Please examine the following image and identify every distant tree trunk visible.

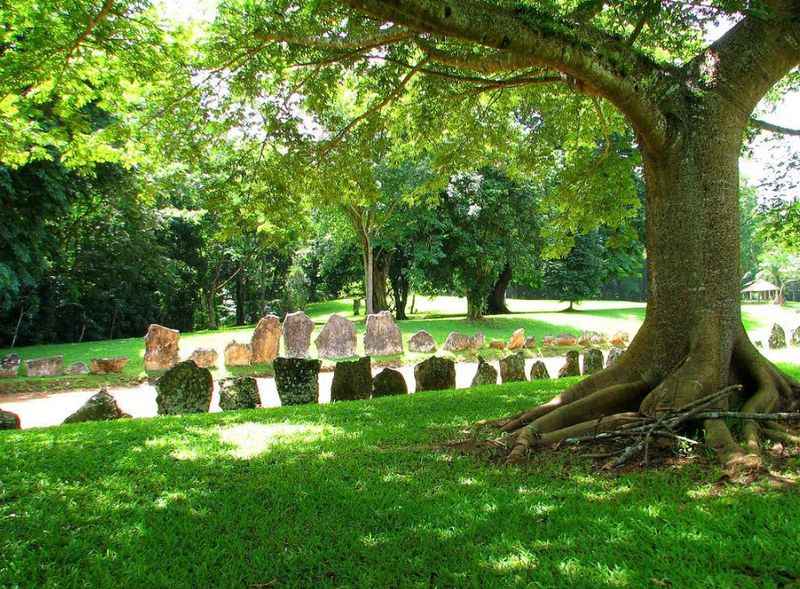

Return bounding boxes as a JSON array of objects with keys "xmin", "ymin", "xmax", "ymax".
[
  {"xmin": 466, "ymin": 294, "xmax": 483, "ymax": 320},
  {"xmin": 486, "ymin": 264, "xmax": 512, "ymax": 314},
  {"xmin": 363, "ymin": 239, "xmax": 374, "ymax": 316},
  {"xmin": 372, "ymin": 250, "xmax": 389, "ymax": 312},
  {"xmin": 235, "ymin": 271, "xmax": 246, "ymax": 325},
  {"xmin": 10, "ymin": 301, "xmax": 25, "ymax": 349},
  {"xmin": 205, "ymin": 290, "xmax": 218, "ymax": 330}
]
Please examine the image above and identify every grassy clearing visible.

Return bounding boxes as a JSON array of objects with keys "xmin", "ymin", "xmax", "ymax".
[
  {"xmin": 0, "ymin": 297, "xmax": 790, "ymax": 394},
  {"xmin": 2, "ymin": 373, "xmax": 799, "ymax": 588}
]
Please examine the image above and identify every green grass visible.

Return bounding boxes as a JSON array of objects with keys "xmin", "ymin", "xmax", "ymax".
[
  {"xmin": 2, "ymin": 375, "xmax": 799, "ymax": 588},
  {"xmin": 0, "ymin": 296, "xmax": 791, "ymax": 394}
]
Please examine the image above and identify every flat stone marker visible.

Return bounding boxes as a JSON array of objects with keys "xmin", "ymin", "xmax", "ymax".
[
  {"xmin": 144, "ymin": 324, "xmax": 180, "ymax": 371},
  {"xmin": 25, "ymin": 356, "xmax": 64, "ymax": 377},
  {"xmin": 283, "ymin": 311, "xmax": 315, "ymax": 358},
  {"xmin": 364, "ymin": 311, "xmax": 403, "ymax": 356},
  {"xmin": 251, "ymin": 314, "xmax": 282, "ymax": 363},
  {"xmin": 315, "ymin": 314, "xmax": 357, "ymax": 359}
]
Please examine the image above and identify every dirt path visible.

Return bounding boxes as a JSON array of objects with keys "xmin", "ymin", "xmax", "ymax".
[{"xmin": 3, "ymin": 356, "xmax": 570, "ymax": 429}]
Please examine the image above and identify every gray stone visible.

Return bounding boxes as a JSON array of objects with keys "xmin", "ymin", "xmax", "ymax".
[
  {"xmin": 155, "ymin": 360, "xmax": 213, "ymax": 415},
  {"xmin": 471, "ymin": 356, "xmax": 498, "ymax": 386},
  {"xmin": 414, "ymin": 357, "xmax": 456, "ymax": 392},
  {"xmin": 606, "ymin": 347, "xmax": 625, "ymax": 368},
  {"xmin": 558, "ymin": 350, "xmax": 581, "ymax": 378},
  {"xmin": 443, "ymin": 332, "xmax": 472, "ymax": 352},
  {"xmin": 530, "ymin": 360, "xmax": 550, "ymax": 380},
  {"xmin": 274, "ymin": 357, "xmax": 320, "ymax": 405},
  {"xmin": 499, "ymin": 352, "xmax": 526, "ymax": 383},
  {"xmin": 224, "ymin": 341, "xmax": 252, "ymax": 366},
  {"xmin": 64, "ymin": 388, "xmax": 130, "ymax": 423},
  {"xmin": 66, "ymin": 361, "xmax": 90, "ymax": 375},
  {"xmin": 144, "ymin": 324, "xmax": 180, "ymax": 371},
  {"xmin": 251, "ymin": 314, "xmax": 282, "ymax": 363},
  {"xmin": 0, "ymin": 354, "xmax": 20, "ymax": 378},
  {"xmin": 408, "ymin": 330, "xmax": 437, "ymax": 353},
  {"xmin": 189, "ymin": 348, "xmax": 218, "ymax": 369},
  {"xmin": 219, "ymin": 377, "xmax": 260, "ymax": 411},
  {"xmin": 315, "ymin": 314, "xmax": 357, "ymax": 359},
  {"xmin": 364, "ymin": 311, "xmax": 403, "ymax": 356},
  {"xmin": 769, "ymin": 323, "xmax": 787, "ymax": 349},
  {"xmin": 524, "ymin": 336, "xmax": 537, "ymax": 349},
  {"xmin": 472, "ymin": 332, "xmax": 485, "ymax": 349},
  {"xmin": 372, "ymin": 368, "xmax": 408, "ymax": 397},
  {"xmin": 283, "ymin": 311, "xmax": 315, "ymax": 358},
  {"xmin": 25, "ymin": 356, "xmax": 64, "ymax": 377},
  {"xmin": 508, "ymin": 328, "xmax": 525, "ymax": 351},
  {"xmin": 0, "ymin": 409, "xmax": 20, "ymax": 429},
  {"xmin": 90, "ymin": 356, "xmax": 129, "ymax": 374},
  {"xmin": 582, "ymin": 348, "xmax": 604, "ymax": 375},
  {"xmin": 330, "ymin": 357, "xmax": 372, "ymax": 401}
]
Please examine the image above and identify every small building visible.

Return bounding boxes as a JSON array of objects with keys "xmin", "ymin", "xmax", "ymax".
[{"xmin": 741, "ymin": 279, "xmax": 780, "ymax": 303}]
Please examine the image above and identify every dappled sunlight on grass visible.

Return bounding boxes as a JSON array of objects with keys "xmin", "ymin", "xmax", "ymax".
[{"xmin": 217, "ymin": 422, "xmax": 334, "ymax": 459}]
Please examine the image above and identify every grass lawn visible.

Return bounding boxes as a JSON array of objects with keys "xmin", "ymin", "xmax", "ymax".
[
  {"xmin": 2, "ymin": 373, "xmax": 800, "ymax": 588},
  {"xmin": 0, "ymin": 297, "xmax": 791, "ymax": 394}
]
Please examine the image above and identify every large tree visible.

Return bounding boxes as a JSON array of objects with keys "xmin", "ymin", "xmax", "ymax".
[{"xmin": 215, "ymin": 0, "xmax": 800, "ymax": 470}]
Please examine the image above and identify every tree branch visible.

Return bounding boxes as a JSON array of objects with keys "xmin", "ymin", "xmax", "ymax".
[
  {"xmin": 339, "ymin": 0, "xmax": 668, "ymax": 152},
  {"xmin": 65, "ymin": 0, "xmax": 115, "ymax": 63},
  {"xmin": 254, "ymin": 27, "xmax": 415, "ymax": 53},
  {"xmin": 750, "ymin": 117, "xmax": 800, "ymax": 136}
]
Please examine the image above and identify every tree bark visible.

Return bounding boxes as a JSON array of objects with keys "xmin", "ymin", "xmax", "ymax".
[
  {"xmin": 363, "ymin": 240, "xmax": 374, "ymax": 316},
  {"xmin": 486, "ymin": 264, "xmax": 512, "ymax": 314},
  {"xmin": 466, "ymin": 294, "xmax": 483, "ymax": 320},
  {"xmin": 372, "ymin": 249, "xmax": 389, "ymax": 312}
]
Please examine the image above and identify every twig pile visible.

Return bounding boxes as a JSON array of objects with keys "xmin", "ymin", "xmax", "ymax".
[{"xmin": 557, "ymin": 385, "xmax": 800, "ymax": 469}]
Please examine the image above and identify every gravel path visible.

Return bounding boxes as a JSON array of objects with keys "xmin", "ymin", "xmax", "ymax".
[{"xmin": 3, "ymin": 356, "xmax": 575, "ymax": 429}]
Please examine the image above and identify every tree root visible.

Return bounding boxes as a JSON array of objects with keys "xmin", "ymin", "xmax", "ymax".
[{"xmin": 484, "ymin": 328, "xmax": 800, "ymax": 474}]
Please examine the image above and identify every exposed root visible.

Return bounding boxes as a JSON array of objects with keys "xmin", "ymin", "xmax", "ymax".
[{"xmin": 763, "ymin": 423, "xmax": 800, "ymax": 446}]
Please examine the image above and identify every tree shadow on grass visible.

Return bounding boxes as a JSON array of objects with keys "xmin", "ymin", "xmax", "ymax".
[{"xmin": 2, "ymin": 385, "xmax": 799, "ymax": 588}]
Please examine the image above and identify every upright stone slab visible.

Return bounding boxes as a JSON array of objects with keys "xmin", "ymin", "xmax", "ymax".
[
  {"xmin": 769, "ymin": 324, "xmax": 787, "ymax": 349},
  {"xmin": 490, "ymin": 339, "xmax": 506, "ymax": 350},
  {"xmin": 610, "ymin": 331, "xmax": 630, "ymax": 347},
  {"xmin": 251, "ymin": 314, "xmax": 282, "ymax": 363},
  {"xmin": 414, "ymin": 357, "xmax": 455, "ymax": 392},
  {"xmin": 224, "ymin": 342, "xmax": 252, "ymax": 366},
  {"xmin": 274, "ymin": 357, "xmax": 320, "ymax": 405},
  {"xmin": 0, "ymin": 354, "xmax": 20, "ymax": 378},
  {"xmin": 66, "ymin": 362, "xmax": 90, "ymax": 375},
  {"xmin": 315, "ymin": 314, "xmax": 356, "ymax": 359},
  {"xmin": 0, "ymin": 409, "xmax": 21, "ymax": 429},
  {"xmin": 508, "ymin": 329, "xmax": 525, "ymax": 351},
  {"xmin": 499, "ymin": 352, "xmax": 526, "ymax": 383},
  {"xmin": 555, "ymin": 334, "xmax": 578, "ymax": 346},
  {"xmin": 471, "ymin": 332, "xmax": 485, "ymax": 349},
  {"xmin": 189, "ymin": 348, "xmax": 218, "ymax": 369},
  {"xmin": 364, "ymin": 311, "xmax": 403, "ymax": 356},
  {"xmin": 90, "ymin": 357, "xmax": 129, "ymax": 374},
  {"xmin": 330, "ymin": 357, "xmax": 372, "ymax": 401},
  {"xmin": 283, "ymin": 311, "xmax": 315, "ymax": 358},
  {"xmin": 408, "ymin": 330, "xmax": 436, "ymax": 353},
  {"xmin": 792, "ymin": 327, "xmax": 800, "ymax": 346},
  {"xmin": 63, "ymin": 388, "xmax": 130, "ymax": 424},
  {"xmin": 443, "ymin": 332, "xmax": 472, "ymax": 352},
  {"xmin": 372, "ymin": 368, "xmax": 408, "ymax": 397},
  {"xmin": 524, "ymin": 336, "xmax": 537, "ymax": 350},
  {"xmin": 155, "ymin": 360, "xmax": 213, "ymax": 415},
  {"xmin": 471, "ymin": 357, "xmax": 498, "ymax": 386},
  {"xmin": 582, "ymin": 348, "xmax": 604, "ymax": 375},
  {"xmin": 558, "ymin": 350, "xmax": 581, "ymax": 378},
  {"xmin": 606, "ymin": 347, "xmax": 624, "ymax": 368},
  {"xmin": 144, "ymin": 324, "xmax": 180, "ymax": 371},
  {"xmin": 530, "ymin": 360, "xmax": 550, "ymax": 380},
  {"xmin": 25, "ymin": 356, "xmax": 64, "ymax": 377},
  {"xmin": 219, "ymin": 377, "xmax": 260, "ymax": 410}
]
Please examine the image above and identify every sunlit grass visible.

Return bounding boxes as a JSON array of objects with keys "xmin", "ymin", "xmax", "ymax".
[{"xmin": 2, "ymin": 373, "xmax": 800, "ymax": 588}]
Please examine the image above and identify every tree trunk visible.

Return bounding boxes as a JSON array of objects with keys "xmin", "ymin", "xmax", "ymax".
[
  {"xmin": 372, "ymin": 250, "xmax": 389, "ymax": 312},
  {"xmin": 466, "ymin": 294, "xmax": 483, "ymax": 320},
  {"xmin": 363, "ymin": 241, "xmax": 374, "ymax": 316},
  {"xmin": 486, "ymin": 264, "xmax": 512, "ymax": 314},
  {"xmin": 205, "ymin": 290, "xmax": 218, "ymax": 330},
  {"xmin": 235, "ymin": 272, "xmax": 246, "ymax": 326},
  {"xmin": 501, "ymin": 108, "xmax": 799, "ymax": 470}
]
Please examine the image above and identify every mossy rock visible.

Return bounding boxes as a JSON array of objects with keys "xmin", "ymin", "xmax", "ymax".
[
  {"xmin": 63, "ymin": 388, "xmax": 130, "ymax": 423},
  {"xmin": 471, "ymin": 357, "xmax": 498, "ymax": 386},
  {"xmin": 274, "ymin": 357, "xmax": 320, "ymax": 405},
  {"xmin": 372, "ymin": 368, "xmax": 408, "ymax": 397},
  {"xmin": 155, "ymin": 360, "xmax": 213, "ymax": 415},
  {"xmin": 219, "ymin": 377, "xmax": 260, "ymax": 411},
  {"xmin": 414, "ymin": 357, "xmax": 456, "ymax": 392},
  {"xmin": 331, "ymin": 357, "xmax": 372, "ymax": 402}
]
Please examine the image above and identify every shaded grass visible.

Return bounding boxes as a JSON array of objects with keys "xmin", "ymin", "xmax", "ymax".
[
  {"xmin": 2, "ymin": 374, "xmax": 800, "ymax": 588},
  {"xmin": 0, "ymin": 297, "xmax": 790, "ymax": 394}
]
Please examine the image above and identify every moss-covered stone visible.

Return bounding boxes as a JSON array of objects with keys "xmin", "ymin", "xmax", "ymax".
[
  {"xmin": 0, "ymin": 408, "xmax": 20, "ymax": 429},
  {"xmin": 330, "ymin": 357, "xmax": 372, "ymax": 401},
  {"xmin": 155, "ymin": 360, "xmax": 213, "ymax": 415},
  {"xmin": 582, "ymin": 348, "xmax": 604, "ymax": 375},
  {"xmin": 606, "ymin": 347, "xmax": 625, "ymax": 368},
  {"xmin": 499, "ymin": 352, "xmax": 526, "ymax": 383},
  {"xmin": 274, "ymin": 357, "xmax": 320, "ymax": 405},
  {"xmin": 558, "ymin": 350, "xmax": 581, "ymax": 378},
  {"xmin": 471, "ymin": 356, "xmax": 498, "ymax": 386},
  {"xmin": 372, "ymin": 368, "xmax": 408, "ymax": 397},
  {"xmin": 414, "ymin": 357, "xmax": 455, "ymax": 392},
  {"xmin": 219, "ymin": 377, "xmax": 260, "ymax": 411},
  {"xmin": 529, "ymin": 360, "xmax": 550, "ymax": 380},
  {"xmin": 64, "ymin": 388, "xmax": 130, "ymax": 423}
]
